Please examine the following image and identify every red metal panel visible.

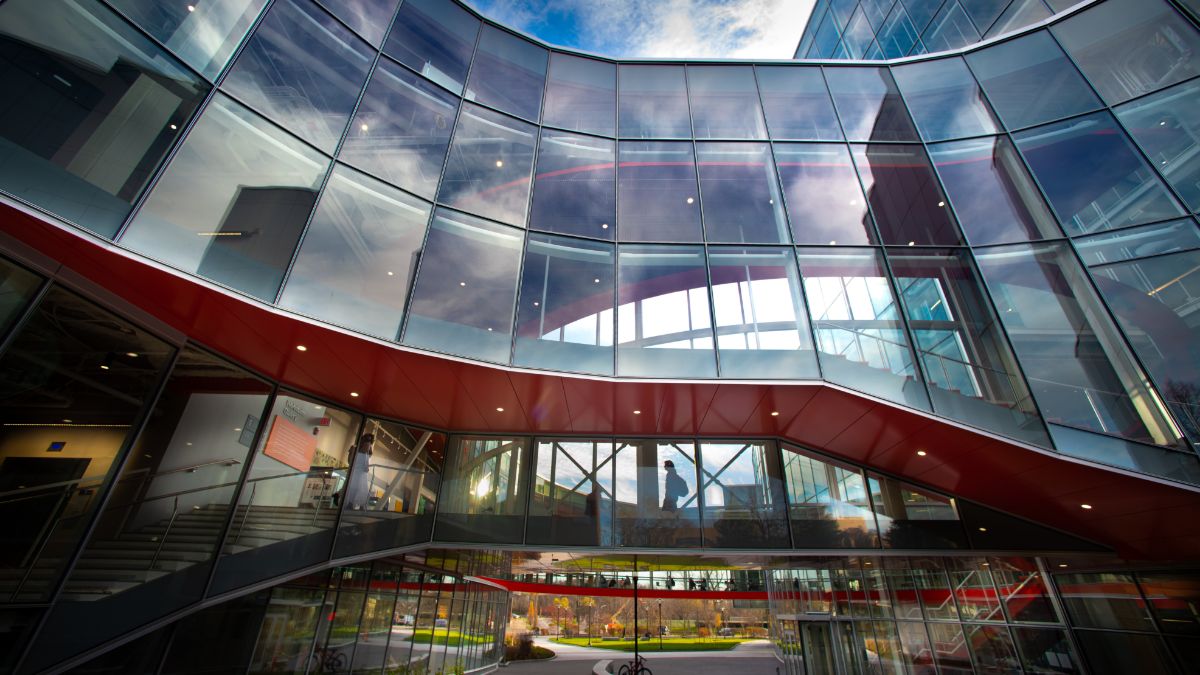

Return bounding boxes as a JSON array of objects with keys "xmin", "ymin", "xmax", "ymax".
[{"xmin": 4, "ymin": 204, "xmax": 1200, "ymax": 560}]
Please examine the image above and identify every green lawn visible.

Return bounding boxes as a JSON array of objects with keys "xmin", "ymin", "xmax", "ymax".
[
  {"xmin": 409, "ymin": 630, "xmax": 495, "ymax": 646},
  {"xmin": 551, "ymin": 637, "xmax": 747, "ymax": 652}
]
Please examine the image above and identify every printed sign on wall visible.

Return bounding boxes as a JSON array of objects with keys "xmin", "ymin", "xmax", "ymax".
[{"xmin": 262, "ymin": 415, "xmax": 317, "ymax": 471}]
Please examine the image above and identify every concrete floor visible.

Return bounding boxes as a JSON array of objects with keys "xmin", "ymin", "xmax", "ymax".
[{"xmin": 497, "ymin": 638, "xmax": 782, "ymax": 675}]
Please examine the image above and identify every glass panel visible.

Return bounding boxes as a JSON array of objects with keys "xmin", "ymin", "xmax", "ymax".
[
  {"xmin": 990, "ymin": 557, "xmax": 1058, "ymax": 623},
  {"xmin": 687, "ymin": 66, "xmax": 766, "ymax": 140},
  {"xmin": 796, "ymin": 248, "xmax": 929, "ymax": 409},
  {"xmin": 617, "ymin": 141, "xmax": 703, "ymax": 242},
  {"xmin": 905, "ymin": 0, "xmax": 942, "ymax": 32},
  {"xmin": 1139, "ymin": 572, "xmax": 1200, "ymax": 635},
  {"xmin": 0, "ymin": 0, "xmax": 209, "ymax": 238},
  {"xmin": 877, "ymin": 5, "xmax": 921, "ymax": 59},
  {"xmin": 434, "ymin": 436, "xmax": 529, "ymax": 543},
  {"xmin": 210, "ymin": 392, "xmax": 361, "ymax": 594},
  {"xmin": 974, "ymin": 242, "xmax": 1185, "ymax": 449},
  {"xmin": 618, "ymin": 65, "xmax": 691, "ymax": 139},
  {"xmin": 310, "ymin": 569, "xmax": 368, "ymax": 672},
  {"xmin": 895, "ymin": 620, "xmax": 935, "ymax": 673},
  {"xmin": 0, "ymin": 258, "xmax": 40, "ymax": 340},
  {"xmin": 961, "ymin": 0, "xmax": 1008, "ymax": 33},
  {"xmin": 120, "ymin": 95, "xmax": 328, "ymax": 302},
  {"xmin": 465, "ymin": 26, "xmax": 547, "ymax": 122},
  {"xmin": 278, "ymin": 165, "xmax": 429, "ymax": 339},
  {"xmin": 67, "ymin": 626, "xmax": 172, "ymax": 675},
  {"xmin": 696, "ymin": 142, "xmax": 788, "ymax": 243},
  {"xmin": 755, "ymin": 67, "xmax": 842, "ymax": 141},
  {"xmin": 1015, "ymin": 112, "xmax": 1184, "ymax": 235},
  {"xmin": 825, "ymin": 67, "xmax": 919, "ymax": 142},
  {"xmin": 851, "ymin": 144, "xmax": 963, "ymax": 245},
  {"xmin": 403, "ymin": 209, "xmax": 523, "ymax": 363},
  {"xmin": 928, "ymin": 620, "xmax": 974, "ymax": 673},
  {"xmin": 0, "ymin": 287, "xmax": 173, "ymax": 603},
  {"xmin": 222, "ymin": 0, "xmax": 372, "ymax": 153},
  {"xmin": 924, "ymin": 1, "xmax": 981, "ymax": 52},
  {"xmin": 1058, "ymin": 572, "xmax": 1155, "ymax": 630},
  {"xmin": 985, "ymin": 0, "xmax": 1052, "ymax": 39},
  {"xmin": 612, "ymin": 441, "xmax": 701, "ymax": 547},
  {"xmin": 318, "ymin": 0, "xmax": 399, "ymax": 45},
  {"xmin": 892, "ymin": 58, "xmax": 999, "ymax": 142},
  {"xmin": 1012, "ymin": 627, "xmax": 1080, "ymax": 674},
  {"xmin": 928, "ymin": 136, "xmax": 1061, "ymax": 245},
  {"xmin": 916, "ymin": 562, "xmax": 962, "ymax": 621},
  {"xmin": 965, "ymin": 624, "xmax": 1021, "ymax": 674},
  {"xmin": 966, "ymin": 31, "xmax": 1099, "ymax": 132},
  {"xmin": 157, "ymin": 590, "xmax": 271, "ymax": 675},
  {"xmin": 1074, "ymin": 630, "xmax": 1177, "ymax": 675},
  {"xmin": 616, "ymin": 245, "xmax": 716, "ymax": 378},
  {"xmin": 110, "ymin": 0, "xmax": 268, "ymax": 80},
  {"xmin": 809, "ymin": 8, "xmax": 843, "ymax": 58},
  {"xmin": 774, "ymin": 143, "xmax": 875, "ymax": 246},
  {"xmin": 543, "ymin": 54, "xmax": 616, "ymax": 137},
  {"xmin": 37, "ymin": 348, "xmax": 268, "ymax": 662},
  {"xmin": 780, "ymin": 444, "xmax": 879, "ymax": 547},
  {"xmin": 697, "ymin": 442, "xmax": 788, "ymax": 548},
  {"xmin": 1075, "ymin": 219, "xmax": 1200, "ymax": 266},
  {"xmin": 339, "ymin": 58, "xmax": 458, "ymax": 200},
  {"xmin": 708, "ymin": 246, "xmax": 819, "ymax": 378},
  {"xmin": 841, "ymin": 7, "xmax": 876, "ymax": 59},
  {"xmin": 514, "ymin": 233, "xmax": 614, "ymax": 375},
  {"xmin": 1052, "ymin": 0, "xmax": 1200, "ymax": 105},
  {"xmin": 246, "ymin": 585, "xmax": 326, "ymax": 672},
  {"xmin": 1084, "ymin": 244, "xmax": 1200, "ymax": 446},
  {"xmin": 949, "ymin": 561, "xmax": 1003, "ymax": 621},
  {"xmin": 888, "ymin": 248, "xmax": 1049, "ymax": 445},
  {"xmin": 1116, "ymin": 79, "xmax": 1200, "ymax": 213},
  {"xmin": 349, "ymin": 564, "xmax": 400, "ymax": 673},
  {"xmin": 527, "ymin": 439, "xmax": 615, "ymax": 547},
  {"xmin": 383, "ymin": 0, "xmax": 479, "ymax": 94},
  {"xmin": 383, "ymin": 571, "xmax": 421, "ymax": 668},
  {"xmin": 528, "ymin": 130, "xmax": 615, "ymax": 239},
  {"xmin": 438, "ymin": 104, "xmax": 536, "ymax": 227},
  {"xmin": 335, "ymin": 421, "xmax": 444, "ymax": 554},
  {"xmin": 867, "ymin": 474, "xmax": 966, "ymax": 549}
]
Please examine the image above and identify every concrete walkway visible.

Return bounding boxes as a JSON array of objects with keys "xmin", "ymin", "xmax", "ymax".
[{"xmin": 498, "ymin": 638, "xmax": 781, "ymax": 674}]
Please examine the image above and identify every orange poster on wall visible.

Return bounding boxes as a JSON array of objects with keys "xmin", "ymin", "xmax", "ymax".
[{"xmin": 262, "ymin": 415, "xmax": 317, "ymax": 471}]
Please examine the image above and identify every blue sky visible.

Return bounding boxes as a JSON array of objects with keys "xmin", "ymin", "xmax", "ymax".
[{"xmin": 465, "ymin": 0, "xmax": 816, "ymax": 59}]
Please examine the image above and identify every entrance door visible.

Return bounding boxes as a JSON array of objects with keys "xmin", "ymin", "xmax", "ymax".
[{"xmin": 792, "ymin": 619, "xmax": 865, "ymax": 675}]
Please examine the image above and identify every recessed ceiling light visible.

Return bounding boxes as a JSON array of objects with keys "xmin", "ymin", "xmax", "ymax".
[
  {"xmin": 594, "ymin": 278, "xmax": 600, "ymax": 283},
  {"xmin": 296, "ymin": 345, "xmax": 307, "ymax": 351},
  {"xmin": 1080, "ymin": 504, "xmax": 1092, "ymax": 510},
  {"xmin": 829, "ymin": 240, "xmax": 837, "ymax": 245},
  {"xmin": 187, "ymin": 4, "xmax": 195, "ymax": 11},
  {"xmin": 916, "ymin": 450, "xmax": 927, "ymax": 457},
  {"xmin": 633, "ymin": 410, "xmax": 641, "ymax": 415},
  {"xmin": 495, "ymin": 160, "xmax": 504, "ymax": 168},
  {"xmin": 937, "ymin": 201, "xmax": 945, "ymax": 207},
  {"xmin": 686, "ymin": 197, "xmax": 694, "ymax": 204},
  {"xmin": 126, "ymin": 352, "xmax": 139, "ymax": 358},
  {"xmin": 864, "ymin": 561, "xmax": 871, "ymax": 565},
  {"xmin": 496, "ymin": 407, "xmax": 504, "ymax": 412},
  {"xmin": 770, "ymin": 411, "xmax": 780, "ymax": 416},
  {"xmin": 533, "ymin": 301, "xmax": 540, "ymax": 306},
  {"xmin": 360, "ymin": 123, "xmax": 369, "ymax": 131},
  {"xmin": 978, "ymin": 527, "xmax": 987, "ymax": 532},
  {"xmin": 601, "ymin": 223, "xmax": 609, "ymax": 229},
  {"xmin": 169, "ymin": 124, "xmax": 178, "ymax": 130},
  {"xmin": 387, "ymin": 271, "xmax": 394, "ymax": 276},
  {"xmin": 350, "ymin": 392, "xmax": 359, "ymax": 397},
  {"xmin": 907, "ymin": 241, "xmax": 915, "ymax": 246},
  {"xmin": 459, "ymin": 281, "xmax": 466, "ymax": 287},
  {"xmin": 1058, "ymin": 563, "xmax": 1068, "ymax": 568},
  {"xmin": 100, "ymin": 364, "xmax": 110, "ymax": 370},
  {"xmin": 234, "ymin": 428, "xmax": 241, "ymax": 432},
  {"xmin": 982, "ymin": 562, "xmax": 989, "ymax": 566},
  {"xmin": 62, "ymin": 419, "xmax": 72, "ymax": 423}
]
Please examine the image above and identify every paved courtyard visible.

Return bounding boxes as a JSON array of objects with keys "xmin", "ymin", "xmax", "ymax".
[{"xmin": 498, "ymin": 638, "xmax": 781, "ymax": 675}]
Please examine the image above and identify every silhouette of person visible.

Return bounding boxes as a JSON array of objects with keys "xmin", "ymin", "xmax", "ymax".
[{"xmin": 662, "ymin": 460, "xmax": 687, "ymax": 512}]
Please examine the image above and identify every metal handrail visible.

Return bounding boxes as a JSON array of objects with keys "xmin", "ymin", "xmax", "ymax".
[
  {"xmin": 147, "ymin": 496, "xmax": 180, "ymax": 571},
  {"xmin": 0, "ymin": 473, "xmax": 111, "ymax": 504},
  {"xmin": 232, "ymin": 483, "xmax": 257, "ymax": 546},
  {"xmin": 154, "ymin": 458, "xmax": 242, "ymax": 476}
]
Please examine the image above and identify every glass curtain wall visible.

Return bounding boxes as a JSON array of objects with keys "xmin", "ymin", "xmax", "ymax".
[{"xmin": 434, "ymin": 436, "xmax": 529, "ymax": 543}]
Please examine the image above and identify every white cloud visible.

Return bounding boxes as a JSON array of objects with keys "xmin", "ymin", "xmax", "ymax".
[{"xmin": 469, "ymin": 0, "xmax": 816, "ymax": 59}]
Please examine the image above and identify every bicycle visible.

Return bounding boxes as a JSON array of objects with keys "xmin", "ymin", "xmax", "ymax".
[
  {"xmin": 617, "ymin": 653, "xmax": 652, "ymax": 675},
  {"xmin": 309, "ymin": 645, "xmax": 347, "ymax": 673}
]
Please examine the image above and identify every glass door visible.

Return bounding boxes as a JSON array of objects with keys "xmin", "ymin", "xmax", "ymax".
[{"xmin": 791, "ymin": 618, "xmax": 862, "ymax": 675}]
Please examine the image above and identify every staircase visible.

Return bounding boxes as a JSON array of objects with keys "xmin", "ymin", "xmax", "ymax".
[{"xmin": 1, "ymin": 503, "xmax": 351, "ymax": 602}]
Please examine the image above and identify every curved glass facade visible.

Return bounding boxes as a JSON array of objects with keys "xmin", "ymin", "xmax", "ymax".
[
  {"xmin": 2, "ymin": 0, "xmax": 1200, "ymax": 671},
  {"xmin": 1, "ymin": 0, "xmax": 1197, "ymax": 481}
]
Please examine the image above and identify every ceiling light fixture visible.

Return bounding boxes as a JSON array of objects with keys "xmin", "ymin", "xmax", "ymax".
[
  {"xmin": 771, "ymin": 411, "xmax": 780, "ymax": 416},
  {"xmin": 916, "ymin": 450, "xmax": 927, "ymax": 456},
  {"xmin": 1080, "ymin": 504, "xmax": 1092, "ymax": 510},
  {"xmin": 350, "ymin": 392, "xmax": 359, "ymax": 397},
  {"xmin": 496, "ymin": 407, "xmax": 504, "ymax": 412},
  {"xmin": 633, "ymin": 410, "xmax": 641, "ymax": 415},
  {"xmin": 296, "ymin": 345, "xmax": 307, "ymax": 351}
]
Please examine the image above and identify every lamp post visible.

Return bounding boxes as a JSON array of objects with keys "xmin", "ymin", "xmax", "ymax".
[{"xmin": 657, "ymin": 601, "xmax": 663, "ymax": 648}]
